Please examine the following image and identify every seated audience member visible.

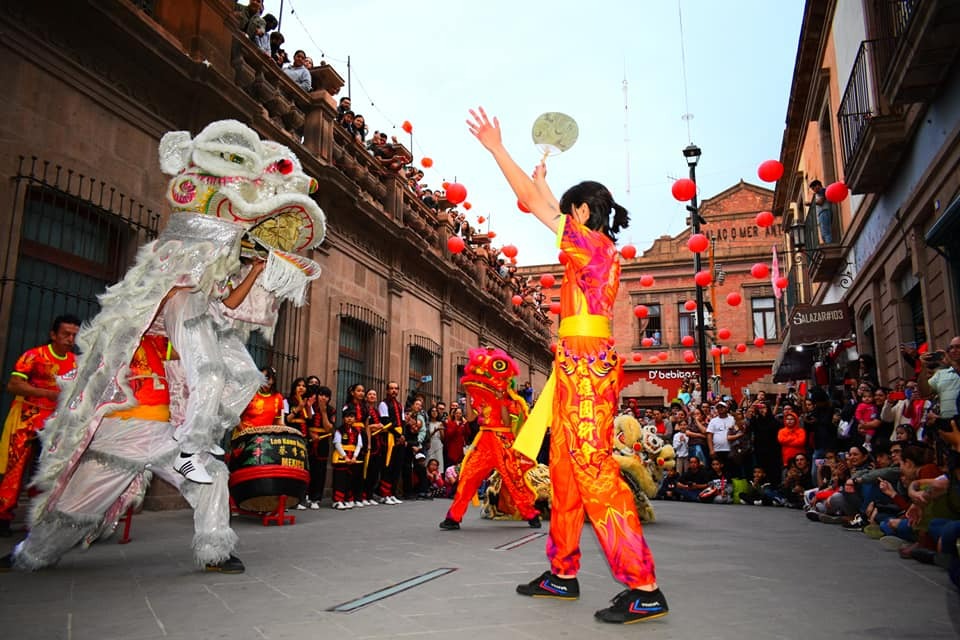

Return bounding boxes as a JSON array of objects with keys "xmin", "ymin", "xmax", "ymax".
[
  {"xmin": 698, "ymin": 456, "xmax": 734, "ymax": 504},
  {"xmin": 739, "ymin": 466, "xmax": 781, "ymax": 506},
  {"xmin": 817, "ymin": 445, "xmax": 873, "ymax": 522},
  {"xmin": 867, "ymin": 445, "xmax": 936, "ymax": 544},
  {"xmin": 283, "ymin": 50, "xmax": 312, "ymax": 93},
  {"xmin": 675, "ymin": 456, "xmax": 711, "ymax": 501},
  {"xmin": 781, "ymin": 454, "xmax": 816, "ymax": 508},
  {"xmin": 657, "ymin": 467, "xmax": 680, "ymax": 500}
]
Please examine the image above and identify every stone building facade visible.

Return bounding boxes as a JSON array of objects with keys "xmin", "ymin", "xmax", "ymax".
[{"xmin": 0, "ymin": 0, "xmax": 553, "ymax": 511}]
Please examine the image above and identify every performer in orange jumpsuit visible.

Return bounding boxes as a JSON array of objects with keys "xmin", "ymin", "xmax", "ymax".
[
  {"xmin": 468, "ymin": 107, "xmax": 668, "ymax": 624},
  {"xmin": 438, "ymin": 347, "xmax": 540, "ymax": 530},
  {"xmin": 0, "ymin": 315, "xmax": 80, "ymax": 537}
]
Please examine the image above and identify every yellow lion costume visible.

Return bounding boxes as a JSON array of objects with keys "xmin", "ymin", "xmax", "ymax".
[{"xmin": 613, "ymin": 414, "xmax": 676, "ymax": 522}]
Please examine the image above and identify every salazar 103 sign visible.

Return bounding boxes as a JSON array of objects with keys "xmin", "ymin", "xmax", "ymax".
[{"xmin": 789, "ymin": 302, "xmax": 853, "ymax": 345}]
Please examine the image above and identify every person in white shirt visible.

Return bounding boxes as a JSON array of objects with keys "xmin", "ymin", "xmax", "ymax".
[{"xmin": 707, "ymin": 402, "xmax": 740, "ymax": 473}]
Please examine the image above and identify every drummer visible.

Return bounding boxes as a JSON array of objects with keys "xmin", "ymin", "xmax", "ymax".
[{"xmin": 231, "ymin": 367, "xmax": 285, "ymax": 443}]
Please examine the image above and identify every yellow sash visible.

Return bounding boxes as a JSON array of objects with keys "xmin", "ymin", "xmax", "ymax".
[
  {"xmin": 0, "ymin": 398, "xmax": 25, "ymax": 474},
  {"xmin": 512, "ymin": 313, "xmax": 610, "ymax": 460}
]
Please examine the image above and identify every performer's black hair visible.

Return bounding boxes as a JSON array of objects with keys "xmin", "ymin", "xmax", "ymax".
[
  {"xmin": 558, "ymin": 181, "xmax": 630, "ymax": 242},
  {"xmin": 51, "ymin": 314, "xmax": 82, "ymax": 333}
]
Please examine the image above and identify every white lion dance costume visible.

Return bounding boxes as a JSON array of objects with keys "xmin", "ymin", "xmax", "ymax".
[{"xmin": 7, "ymin": 120, "xmax": 325, "ymax": 572}]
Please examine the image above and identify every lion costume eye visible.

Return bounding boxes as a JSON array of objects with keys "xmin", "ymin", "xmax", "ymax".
[{"xmin": 491, "ymin": 359, "xmax": 509, "ymax": 373}]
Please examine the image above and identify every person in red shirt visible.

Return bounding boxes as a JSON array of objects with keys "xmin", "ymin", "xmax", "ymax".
[
  {"xmin": 0, "ymin": 315, "xmax": 80, "ymax": 536},
  {"xmin": 443, "ymin": 406, "xmax": 468, "ymax": 466}
]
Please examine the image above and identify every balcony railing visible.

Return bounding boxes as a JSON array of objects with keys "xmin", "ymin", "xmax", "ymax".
[{"xmin": 837, "ymin": 39, "xmax": 910, "ymax": 194}]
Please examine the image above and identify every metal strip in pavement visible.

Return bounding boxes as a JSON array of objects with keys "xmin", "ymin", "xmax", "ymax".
[
  {"xmin": 494, "ymin": 531, "xmax": 547, "ymax": 550},
  {"xmin": 328, "ymin": 567, "xmax": 457, "ymax": 612}
]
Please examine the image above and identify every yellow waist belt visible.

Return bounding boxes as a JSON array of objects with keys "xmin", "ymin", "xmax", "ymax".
[
  {"xmin": 558, "ymin": 314, "xmax": 611, "ymax": 338},
  {"xmin": 513, "ymin": 314, "xmax": 610, "ymax": 459},
  {"xmin": 108, "ymin": 405, "xmax": 171, "ymax": 422}
]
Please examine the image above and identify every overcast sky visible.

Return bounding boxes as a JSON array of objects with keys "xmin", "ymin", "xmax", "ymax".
[{"xmin": 274, "ymin": 0, "xmax": 805, "ymax": 265}]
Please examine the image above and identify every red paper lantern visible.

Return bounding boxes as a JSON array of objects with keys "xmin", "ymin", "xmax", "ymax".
[
  {"xmin": 694, "ymin": 270, "xmax": 712, "ymax": 287},
  {"xmin": 775, "ymin": 276, "xmax": 789, "ymax": 289},
  {"xmin": 540, "ymin": 274, "xmax": 556, "ymax": 289},
  {"xmin": 442, "ymin": 181, "xmax": 450, "ymax": 189},
  {"xmin": 754, "ymin": 337, "xmax": 766, "ymax": 348},
  {"xmin": 726, "ymin": 292, "xmax": 742, "ymax": 307},
  {"xmin": 671, "ymin": 178, "xmax": 696, "ymax": 202},
  {"xmin": 755, "ymin": 211, "xmax": 775, "ymax": 228},
  {"xmin": 620, "ymin": 245, "xmax": 637, "ymax": 260},
  {"xmin": 825, "ymin": 181, "xmax": 849, "ymax": 203},
  {"xmin": 751, "ymin": 263, "xmax": 770, "ymax": 279},
  {"xmin": 420, "ymin": 157, "xmax": 434, "ymax": 168},
  {"xmin": 684, "ymin": 300, "xmax": 697, "ymax": 312},
  {"xmin": 632, "ymin": 353, "xmax": 643, "ymax": 362},
  {"xmin": 558, "ymin": 252, "xmax": 569, "ymax": 265},
  {"xmin": 511, "ymin": 294, "xmax": 523, "ymax": 306},
  {"xmin": 657, "ymin": 351, "xmax": 668, "ymax": 360},
  {"xmin": 550, "ymin": 302, "xmax": 561, "ymax": 315},
  {"xmin": 757, "ymin": 159, "xmax": 784, "ymax": 183},
  {"xmin": 648, "ymin": 355, "xmax": 659, "ymax": 364},
  {"xmin": 446, "ymin": 183, "xmax": 467, "ymax": 205},
  {"xmin": 683, "ymin": 351, "xmax": 696, "ymax": 363},
  {"xmin": 687, "ymin": 233, "xmax": 709, "ymax": 253},
  {"xmin": 641, "ymin": 337, "xmax": 654, "ymax": 348},
  {"xmin": 640, "ymin": 274, "xmax": 655, "ymax": 287},
  {"xmin": 721, "ymin": 346, "xmax": 731, "ymax": 356},
  {"xmin": 736, "ymin": 343, "xmax": 747, "ymax": 353},
  {"xmin": 710, "ymin": 346, "xmax": 722, "ymax": 357},
  {"xmin": 718, "ymin": 328, "xmax": 731, "ymax": 340},
  {"xmin": 517, "ymin": 199, "xmax": 531, "ymax": 213},
  {"xmin": 488, "ymin": 231, "xmax": 497, "ymax": 239},
  {"xmin": 402, "ymin": 120, "xmax": 413, "ymax": 134},
  {"xmin": 509, "ymin": 257, "xmax": 517, "ymax": 265},
  {"xmin": 502, "ymin": 244, "xmax": 518, "ymax": 258},
  {"xmin": 463, "ymin": 202, "xmax": 472, "ymax": 210},
  {"xmin": 477, "ymin": 216, "xmax": 485, "ymax": 224},
  {"xmin": 447, "ymin": 235, "xmax": 465, "ymax": 254},
  {"xmin": 550, "ymin": 342, "xmax": 557, "ymax": 354},
  {"xmin": 634, "ymin": 305, "xmax": 649, "ymax": 319},
  {"xmin": 681, "ymin": 335, "xmax": 695, "ymax": 347}
]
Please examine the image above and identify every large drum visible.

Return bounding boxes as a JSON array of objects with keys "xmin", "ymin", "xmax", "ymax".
[{"xmin": 228, "ymin": 425, "xmax": 310, "ymax": 512}]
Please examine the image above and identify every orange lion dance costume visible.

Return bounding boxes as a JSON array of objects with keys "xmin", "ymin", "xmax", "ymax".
[{"xmin": 438, "ymin": 347, "xmax": 540, "ymax": 530}]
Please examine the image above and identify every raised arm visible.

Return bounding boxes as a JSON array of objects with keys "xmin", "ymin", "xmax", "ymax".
[{"xmin": 467, "ymin": 107, "xmax": 562, "ymax": 233}]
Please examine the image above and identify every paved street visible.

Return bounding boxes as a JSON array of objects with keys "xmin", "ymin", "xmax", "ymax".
[{"xmin": 2, "ymin": 498, "xmax": 958, "ymax": 640}]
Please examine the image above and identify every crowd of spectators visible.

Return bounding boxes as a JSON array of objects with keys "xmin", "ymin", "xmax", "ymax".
[{"xmin": 633, "ymin": 336, "xmax": 960, "ymax": 590}]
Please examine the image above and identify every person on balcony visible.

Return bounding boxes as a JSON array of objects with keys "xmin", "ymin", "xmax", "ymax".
[
  {"xmin": 283, "ymin": 50, "xmax": 312, "ymax": 93},
  {"xmin": 809, "ymin": 180, "xmax": 834, "ymax": 244}
]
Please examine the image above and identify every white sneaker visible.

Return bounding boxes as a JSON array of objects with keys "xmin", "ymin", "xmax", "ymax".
[
  {"xmin": 384, "ymin": 496, "xmax": 397, "ymax": 505},
  {"xmin": 173, "ymin": 454, "xmax": 213, "ymax": 484},
  {"xmin": 365, "ymin": 499, "xmax": 377, "ymax": 506},
  {"xmin": 355, "ymin": 500, "xmax": 366, "ymax": 507},
  {"xmin": 333, "ymin": 501, "xmax": 347, "ymax": 510},
  {"xmin": 375, "ymin": 495, "xmax": 387, "ymax": 504},
  {"xmin": 295, "ymin": 502, "xmax": 308, "ymax": 511},
  {"xmin": 309, "ymin": 501, "xmax": 320, "ymax": 510},
  {"xmin": 208, "ymin": 444, "xmax": 225, "ymax": 456},
  {"xmin": 391, "ymin": 496, "xmax": 403, "ymax": 504},
  {"xmin": 344, "ymin": 501, "xmax": 355, "ymax": 509}
]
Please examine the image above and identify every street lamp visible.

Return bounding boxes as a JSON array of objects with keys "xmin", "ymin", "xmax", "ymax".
[{"xmin": 683, "ymin": 143, "xmax": 709, "ymax": 401}]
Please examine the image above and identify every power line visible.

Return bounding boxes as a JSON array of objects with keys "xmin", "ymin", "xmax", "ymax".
[{"xmin": 677, "ymin": 0, "xmax": 694, "ymax": 142}]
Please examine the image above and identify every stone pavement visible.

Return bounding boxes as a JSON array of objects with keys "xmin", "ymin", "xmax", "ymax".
[{"xmin": 1, "ymin": 499, "xmax": 958, "ymax": 640}]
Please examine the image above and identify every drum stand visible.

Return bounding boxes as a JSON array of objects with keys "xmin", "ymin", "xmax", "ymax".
[{"xmin": 230, "ymin": 496, "xmax": 297, "ymax": 526}]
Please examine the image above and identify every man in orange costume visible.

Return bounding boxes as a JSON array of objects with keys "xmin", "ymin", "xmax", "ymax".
[
  {"xmin": 469, "ymin": 107, "xmax": 667, "ymax": 625},
  {"xmin": 0, "ymin": 315, "xmax": 80, "ymax": 537},
  {"xmin": 439, "ymin": 347, "xmax": 540, "ymax": 530}
]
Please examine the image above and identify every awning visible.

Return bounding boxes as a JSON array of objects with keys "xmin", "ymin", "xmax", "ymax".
[
  {"xmin": 772, "ymin": 302, "xmax": 854, "ymax": 382},
  {"xmin": 771, "ymin": 330, "xmax": 816, "ymax": 383}
]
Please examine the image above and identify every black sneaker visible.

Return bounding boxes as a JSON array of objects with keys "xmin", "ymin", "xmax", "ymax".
[
  {"xmin": 204, "ymin": 554, "xmax": 245, "ymax": 574},
  {"xmin": 842, "ymin": 514, "xmax": 865, "ymax": 531},
  {"xmin": 438, "ymin": 518, "xmax": 460, "ymax": 530},
  {"xmin": 0, "ymin": 553, "xmax": 13, "ymax": 572},
  {"xmin": 595, "ymin": 587, "xmax": 669, "ymax": 624},
  {"xmin": 516, "ymin": 570, "xmax": 579, "ymax": 600},
  {"xmin": 0, "ymin": 520, "xmax": 11, "ymax": 538},
  {"xmin": 528, "ymin": 515, "xmax": 542, "ymax": 529}
]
